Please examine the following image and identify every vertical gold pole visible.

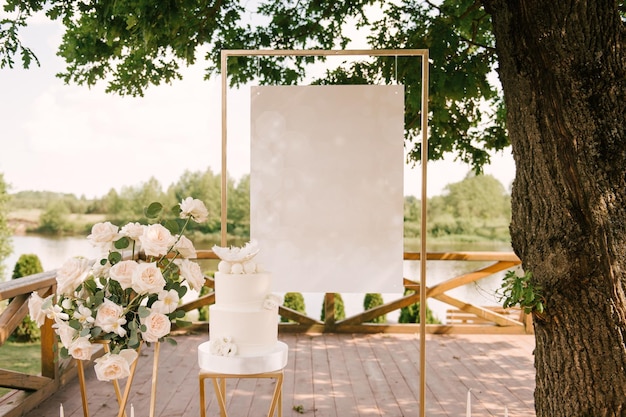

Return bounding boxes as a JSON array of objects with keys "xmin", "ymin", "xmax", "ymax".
[
  {"xmin": 77, "ymin": 360, "xmax": 90, "ymax": 417},
  {"xmin": 220, "ymin": 50, "xmax": 228, "ymax": 247},
  {"xmin": 419, "ymin": 50, "xmax": 430, "ymax": 417},
  {"xmin": 149, "ymin": 342, "xmax": 161, "ymax": 417},
  {"xmin": 116, "ymin": 344, "xmax": 141, "ymax": 417}
]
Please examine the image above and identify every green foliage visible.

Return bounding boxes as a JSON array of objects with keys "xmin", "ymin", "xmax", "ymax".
[
  {"xmin": 428, "ymin": 174, "xmax": 511, "ymax": 241},
  {"xmin": 281, "ymin": 292, "xmax": 306, "ymax": 323},
  {"xmin": 0, "ymin": 173, "xmax": 11, "ymax": 280},
  {"xmin": 399, "ymin": 289, "xmax": 440, "ymax": 324},
  {"xmin": 37, "ymin": 200, "xmax": 70, "ymax": 234},
  {"xmin": 499, "ymin": 270, "xmax": 544, "ymax": 315},
  {"xmin": 320, "ymin": 293, "xmax": 345, "ymax": 321},
  {"xmin": 363, "ymin": 293, "xmax": 386, "ymax": 323},
  {"xmin": 1, "ymin": 1, "xmax": 507, "ymax": 171},
  {"xmin": 10, "ymin": 254, "xmax": 44, "ymax": 342},
  {"xmin": 12, "ymin": 253, "xmax": 43, "ymax": 279}
]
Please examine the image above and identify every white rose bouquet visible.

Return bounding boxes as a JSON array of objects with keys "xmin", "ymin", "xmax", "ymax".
[{"xmin": 28, "ymin": 198, "xmax": 208, "ymax": 381}]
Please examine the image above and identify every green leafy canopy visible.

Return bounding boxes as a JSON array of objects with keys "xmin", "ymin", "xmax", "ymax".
[{"xmin": 1, "ymin": 0, "xmax": 510, "ymax": 171}]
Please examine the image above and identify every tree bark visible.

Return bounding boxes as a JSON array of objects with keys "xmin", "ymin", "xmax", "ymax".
[{"xmin": 483, "ymin": 1, "xmax": 626, "ymax": 416}]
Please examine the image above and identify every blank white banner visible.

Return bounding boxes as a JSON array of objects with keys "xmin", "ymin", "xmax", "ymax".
[{"xmin": 250, "ymin": 85, "xmax": 404, "ymax": 293}]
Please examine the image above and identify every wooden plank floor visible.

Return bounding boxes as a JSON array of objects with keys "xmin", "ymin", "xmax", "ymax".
[{"xmin": 22, "ymin": 332, "xmax": 535, "ymax": 417}]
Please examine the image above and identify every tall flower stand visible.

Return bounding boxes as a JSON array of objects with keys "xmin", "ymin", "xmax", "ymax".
[
  {"xmin": 77, "ymin": 342, "xmax": 161, "ymax": 417},
  {"xmin": 197, "ymin": 341, "xmax": 289, "ymax": 417}
]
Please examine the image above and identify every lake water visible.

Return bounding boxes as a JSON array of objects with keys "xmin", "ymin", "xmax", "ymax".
[{"xmin": 1, "ymin": 235, "xmax": 514, "ymax": 323}]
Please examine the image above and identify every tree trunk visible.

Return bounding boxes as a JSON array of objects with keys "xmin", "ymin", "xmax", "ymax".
[{"xmin": 483, "ymin": 1, "xmax": 626, "ymax": 416}]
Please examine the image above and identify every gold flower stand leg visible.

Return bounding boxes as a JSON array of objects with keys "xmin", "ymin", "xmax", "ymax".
[
  {"xmin": 199, "ymin": 370, "xmax": 284, "ymax": 417},
  {"xmin": 77, "ymin": 342, "xmax": 161, "ymax": 417}
]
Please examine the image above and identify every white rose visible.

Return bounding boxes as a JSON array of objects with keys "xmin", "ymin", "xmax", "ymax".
[
  {"xmin": 263, "ymin": 293, "xmax": 283, "ymax": 310},
  {"xmin": 94, "ymin": 299, "xmax": 125, "ymax": 330},
  {"xmin": 174, "ymin": 235, "xmax": 197, "ymax": 259},
  {"xmin": 91, "ymin": 261, "xmax": 110, "ymax": 280},
  {"xmin": 94, "ymin": 349, "xmax": 138, "ymax": 381},
  {"xmin": 119, "ymin": 222, "xmax": 145, "ymax": 241},
  {"xmin": 177, "ymin": 259, "xmax": 205, "ymax": 292},
  {"xmin": 87, "ymin": 222, "xmax": 120, "ymax": 250},
  {"xmin": 53, "ymin": 319, "xmax": 77, "ymax": 349},
  {"xmin": 56, "ymin": 257, "xmax": 92, "ymax": 295},
  {"xmin": 139, "ymin": 224, "xmax": 175, "ymax": 257},
  {"xmin": 141, "ymin": 311, "xmax": 171, "ymax": 343},
  {"xmin": 68, "ymin": 336, "xmax": 94, "ymax": 361},
  {"xmin": 109, "ymin": 260, "xmax": 139, "ymax": 290},
  {"xmin": 131, "ymin": 262, "xmax": 166, "ymax": 294},
  {"xmin": 179, "ymin": 197, "xmax": 209, "ymax": 223},
  {"xmin": 152, "ymin": 289, "xmax": 179, "ymax": 314},
  {"xmin": 28, "ymin": 292, "xmax": 51, "ymax": 327}
]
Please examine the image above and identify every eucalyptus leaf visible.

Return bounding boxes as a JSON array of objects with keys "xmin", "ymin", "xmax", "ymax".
[
  {"xmin": 108, "ymin": 251, "xmax": 122, "ymax": 265},
  {"xmin": 114, "ymin": 236, "xmax": 130, "ymax": 250},
  {"xmin": 163, "ymin": 219, "xmax": 180, "ymax": 235},
  {"xmin": 145, "ymin": 202, "xmax": 163, "ymax": 219},
  {"xmin": 175, "ymin": 319, "xmax": 193, "ymax": 328}
]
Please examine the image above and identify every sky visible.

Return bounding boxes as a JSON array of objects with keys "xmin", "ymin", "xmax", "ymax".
[{"xmin": 0, "ymin": 10, "xmax": 515, "ymax": 200}]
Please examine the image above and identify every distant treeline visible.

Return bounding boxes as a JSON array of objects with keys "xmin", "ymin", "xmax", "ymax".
[{"xmin": 9, "ymin": 169, "xmax": 511, "ymax": 242}]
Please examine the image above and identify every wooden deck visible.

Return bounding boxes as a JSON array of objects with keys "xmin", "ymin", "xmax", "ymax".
[{"xmin": 20, "ymin": 332, "xmax": 535, "ymax": 417}]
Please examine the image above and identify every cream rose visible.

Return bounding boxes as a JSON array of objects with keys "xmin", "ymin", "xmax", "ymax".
[
  {"xmin": 141, "ymin": 311, "xmax": 171, "ymax": 343},
  {"xmin": 174, "ymin": 235, "xmax": 197, "ymax": 259},
  {"xmin": 119, "ymin": 222, "xmax": 145, "ymax": 240},
  {"xmin": 28, "ymin": 292, "xmax": 51, "ymax": 326},
  {"xmin": 56, "ymin": 257, "xmax": 92, "ymax": 295},
  {"xmin": 53, "ymin": 319, "xmax": 77, "ymax": 349},
  {"xmin": 139, "ymin": 224, "xmax": 175, "ymax": 257},
  {"xmin": 94, "ymin": 299, "xmax": 125, "ymax": 331},
  {"xmin": 179, "ymin": 197, "xmax": 209, "ymax": 223},
  {"xmin": 87, "ymin": 222, "xmax": 120, "ymax": 250},
  {"xmin": 68, "ymin": 336, "xmax": 94, "ymax": 361},
  {"xmin": 131, "ymin": 262, "xmax": 166, "ymax": 294},
  {"xmin": 176, "ymin": 259, "xmax": 205, "ymax": 292},
  {"xmin": 109, "ymin": 260, "xmax": 139, "ymax": 289},
  {"xmin": 94, "ymin": 349, "xmax": 138, "ymax": 381}
]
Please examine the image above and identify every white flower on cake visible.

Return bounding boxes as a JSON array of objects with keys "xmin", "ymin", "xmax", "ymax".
[
  {"xmin": 263, "ymin": 294, "xmax": 283, "ymax": 310},
  {"xmin": 209, "ymin": 337, "xmax": 238, "ymax": 357},
  {"xmin": 27, "ymin": 198, "xmax": 209, "ymax": 381},
  {"xmin": 212, "ymin": 240, "xmax": 260, "ymax": 262}
]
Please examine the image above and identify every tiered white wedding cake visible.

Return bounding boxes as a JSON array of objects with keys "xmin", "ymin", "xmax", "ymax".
[{"xmin": 198, "ymin": 241, "xmax": 288, "ymax": 374}]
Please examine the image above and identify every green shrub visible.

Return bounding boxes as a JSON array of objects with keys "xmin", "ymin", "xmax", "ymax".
[
  {"xmin": 363, "ymin": 293, "xmax": 386, "ymax": 323},
  {"xmin": 281, "ymin": 292, "xmax": 306, "ymax": 323},
  {"xmin": 399, "ymin": 289, "xmax": 440, "ymax": 324},
  {"xmin": 320, "ymin": 293, "xmax": 345, "ymax": 321},
  {"xmin": 11, "ymin": 254, "xmax": 44, "ymax": 342}
]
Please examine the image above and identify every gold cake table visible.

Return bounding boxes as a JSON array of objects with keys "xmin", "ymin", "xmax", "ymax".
[{"xmin": 198, "ymin": 341, "xmax": 289, "ymax": 417}]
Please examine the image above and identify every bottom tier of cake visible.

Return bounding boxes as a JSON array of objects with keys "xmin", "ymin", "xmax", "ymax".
[{"xmin": 198, "ymin": 341, "xmax": 289, "ymax": 374}]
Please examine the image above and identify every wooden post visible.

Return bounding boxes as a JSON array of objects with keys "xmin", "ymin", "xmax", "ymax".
[{"xmin": 324, "ymin": 293, "xmax": 336, "ymax": 332}]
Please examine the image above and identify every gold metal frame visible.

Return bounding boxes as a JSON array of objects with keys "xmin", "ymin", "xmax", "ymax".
[
  {"xmin": 77, "ymin": 342, "xmax": 161, "ymax": 417},
  {"xmin": 199, "ymin": 369, "xmax": 284, "ymax": 417},
  {"xmin": 219, "ymin": 49, "xmax": 429, "ymax": 417}
]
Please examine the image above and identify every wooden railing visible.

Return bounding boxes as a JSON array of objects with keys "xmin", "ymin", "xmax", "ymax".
[{"xmin": 0, "ymin": 250, "xmax": 528, "ymax": 417}]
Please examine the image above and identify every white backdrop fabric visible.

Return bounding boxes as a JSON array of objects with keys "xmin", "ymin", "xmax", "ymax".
[{"xmin": 250, "ymin": 85, "xmax": 404, "ymax": 293}]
